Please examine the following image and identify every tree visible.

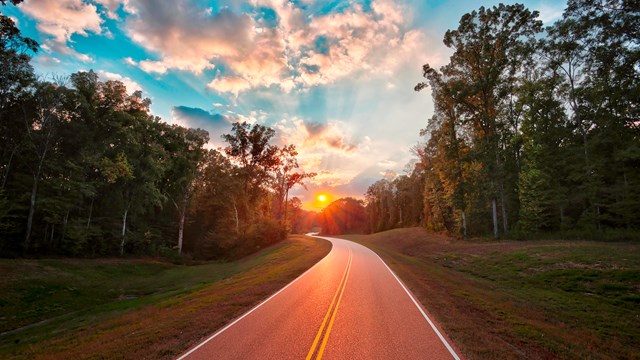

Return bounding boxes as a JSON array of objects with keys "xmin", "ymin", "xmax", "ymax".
[
  {"xmin": 21, "ymin": 80, "xmax": 76, "ymax": 250},
  {"xmin": 272, "ymin": 145, "xmax": 316, "ymax": 228},
  {"xmin": 428, "ymin": 4, "xmax": 542, "ymax": 238},
  {"xmin": 222, "ymin": 122, "xmax": 278, "ymax": 227},
  {"xmin": 318, "ymin": 197, "xmax": 368, "ymax": 235},
  {"xmin": 546, "ymin": 0, "xmax": 640, "ymax": 229},
  {"xmin": 160, "ymin": 126, "xmax": 208, "ymax": 254}
]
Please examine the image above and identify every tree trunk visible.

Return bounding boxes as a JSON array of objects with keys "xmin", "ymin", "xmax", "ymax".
[
  {"xmin": 120, "ymin": 206, "xmax": 128, "ymax": 256},
  {"xmin": 24, "ymin": 174, "xmax": 39, "ymax": 251},
  {"xmin": 24, "ymin": 120, "xmax": 53, "ymax": 251},
  {"xmin": 461, "ymin": 209, "xmax": 467, "ymax": 240},
  {"xmin": 283, "ymin": 189, "xmax": 289, "ymax": 229},
  {"xmin": 232, "ymin": 198, "xmax": 239, "ymax": 234},
  {"xmin": 50, "ymin": 223, "xmax": 55, "ymax": 249},
  {"xmin": 86, "ymin": 198, "xmax": 94, "ymax": 229},
  {"xmin": 500, "ymin": 184, "xmax": 508, "ymax": 233},
  {"xmin": 279, "ymin": 175, "xmax": 286, "ymax": 223},
  {"xmin": 62, "ymin": 210, "xmax": 69, "ymax": 245},
  {"xmin": 178, "ymin": 204, "xmax": 185, "ymax": 255},
  {"xmin": 492, "ymin": 198, "xmax": 499, "ymax": 239},
  {"xmin": 1, "ymin": 145, "xmax": 17, "ymax": 190}
]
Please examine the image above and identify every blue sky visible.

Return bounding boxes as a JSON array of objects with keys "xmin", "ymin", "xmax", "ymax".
[{"xmin": 4, "ymin": 0, "xmax": 565, "ymax": 209}]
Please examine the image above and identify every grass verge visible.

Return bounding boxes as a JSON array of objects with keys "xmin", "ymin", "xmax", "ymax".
[
  {"xmin": 0, "ymin": 234, "xmax": 331, "ymax": 359},
  {"xmin": 339, "ymin": 228, "xmax": 640, "ymax": 359}
]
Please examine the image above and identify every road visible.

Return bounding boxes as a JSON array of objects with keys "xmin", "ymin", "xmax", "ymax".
[{"xmin": 178, "ymin": 235, "xmax": 461, "ymax": 360}]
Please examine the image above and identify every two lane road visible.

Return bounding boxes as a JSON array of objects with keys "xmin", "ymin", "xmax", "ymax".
[{"xmin": 179, "ymin": 236, "xmax": 461, "ymax": 360}]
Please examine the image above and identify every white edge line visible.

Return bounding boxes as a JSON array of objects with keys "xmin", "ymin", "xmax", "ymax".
[
  {"xmin": 177, "ymin": 239, "xmax": 333, "ymax": 360},
  {"xmin": 315, "ymin": 235, "xmax": 461, "ymax": 359},
  {"xmin": 373, "ymin": 251, "xmax": 462, "ymax": 360}
]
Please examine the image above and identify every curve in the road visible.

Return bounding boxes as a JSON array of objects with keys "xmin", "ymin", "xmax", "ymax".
[{"xmin": 178, "ymin": 235, "xmax": 462, "ymax": 360}]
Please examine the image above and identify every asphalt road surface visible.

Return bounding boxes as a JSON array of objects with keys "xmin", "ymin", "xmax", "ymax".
[{"xmin": 178, "ymin": 235, "xmax": 461, "ymax": 360}]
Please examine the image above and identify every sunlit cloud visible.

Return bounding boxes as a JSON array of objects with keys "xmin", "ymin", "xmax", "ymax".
[
  {"xmin": 113, "ymin": 0, "xmax": 427, "ymax": 96},
  {"xmin": 11, "ymin": 0, "xmax": 501, "ymax": 211},
  {"xmin": 207, "ymin": 76, "xmax": 252, "ymax": 97},
  {"xmin": 97, "ymin": 70, "xmax": 143, "ymax": 94},
  {"xmin": 93, "ymin": 0, "xmax": 123, "ymax": 20},
  {"xmin": 19, "ymin": 0, "xmax": 102, "ymax": 62},
  {"xmin": 123, "ymin": 1, "xmax": 253, "ymax": 75},
  {"xmin": 276, "ymin": 117, "xmax": 359, "ymax": 155}
]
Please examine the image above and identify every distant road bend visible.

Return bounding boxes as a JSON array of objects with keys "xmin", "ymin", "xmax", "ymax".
[{"xmin": 178, "ymin": 235, "xmax": 462, "ymax": 360}]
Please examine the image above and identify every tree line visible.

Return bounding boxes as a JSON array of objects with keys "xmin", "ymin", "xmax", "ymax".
[
  {"xmin": 366, "ymin": 0, "xmax": 639, "ymax": 239},
  {"xmin": 0, "ymin": 3, "xmax": 313, "ymax": 258}
]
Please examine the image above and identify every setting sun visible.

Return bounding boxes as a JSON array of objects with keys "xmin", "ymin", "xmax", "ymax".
[{"xmin": 317, "ymin": 194, "xmax": 327, "ymax": 202}]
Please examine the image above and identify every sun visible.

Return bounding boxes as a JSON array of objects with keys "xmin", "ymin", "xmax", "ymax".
[{"xmin": 317, "ymin": 194, "xmax": 327, "ymax": 202}]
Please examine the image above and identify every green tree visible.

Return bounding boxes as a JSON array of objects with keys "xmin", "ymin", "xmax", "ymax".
[{"xmin": 431, "ymin": 4, "xmax": 542, "ymax": 237}]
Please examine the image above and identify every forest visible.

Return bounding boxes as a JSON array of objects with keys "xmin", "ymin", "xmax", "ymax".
[
  {"xmin": 1, "ymin": 0, "xmax": 638, "ymax": 260},
  {"xmin": 0, "ymin": 1, "xmax": 317, "ymax": 258},
  {"xmin": 366, "ymin": 0, "xmax": 639, "ymax": 240}
]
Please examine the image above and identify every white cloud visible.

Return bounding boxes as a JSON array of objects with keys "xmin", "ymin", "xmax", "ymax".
[
  {"xmin": 97, "ymin": 70, "xmax": 143, "ymax": 94},
  {"xmin": 19, "ymin": 0, "xmax": 103, "ymax": 62},
  {"xmin": 138, "ymin": 60, "xmax": 169, "ymax": 74},
  {"xmin": 33, "ymin": 55, "xmax": 62, "ymax": 68},
  {"xmin": 123, "ymin": 57, "xmax": 137, "ymax": 66},
  {"xmin": 93, "ymin": 0, "xmax": 123, "ymax": 19},
  {"xmin": 538, "ymin": 3, "xmax": 565, "ymax": 25},
  {"xmin": 118, "ymin": 0, "xmax": 428, "ymax": 96},
  {"xmin": 40, "ymin": 38, "xmax": 94, "ymax": 62},
  {"xmin": 124, "ymin": 2, "xmax": 253, "ymax": 75},
  {"xmin": 207, "ymin": 76, "xmax": 252, "ymax": 97}
]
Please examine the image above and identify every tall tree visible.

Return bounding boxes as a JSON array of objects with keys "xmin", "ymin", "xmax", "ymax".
[{"xmin": 435, "ymin": 4, "xmax": 542, "ymax": 237}]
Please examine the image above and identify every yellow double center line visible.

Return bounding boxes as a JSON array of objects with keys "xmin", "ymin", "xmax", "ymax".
[{"xmin": 305, "ymin": 247, "xmax": 353, "ymax": 360}]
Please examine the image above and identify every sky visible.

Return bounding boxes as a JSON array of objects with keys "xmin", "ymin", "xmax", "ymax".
[{"xmin": 4, "ymin": 0, "xmax": 565, "ymax": 210}]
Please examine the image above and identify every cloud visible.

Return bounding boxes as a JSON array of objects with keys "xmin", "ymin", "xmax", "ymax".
[
  {"xmin": 138, "ymin": 60, "xmax": 169, "ymax": 74},
  {"xmin": 124, "ymin": 2, "xmax": 253, "ymax": 75},
  {"xmin": 97, "ymin": 70, "xmax": 143, "ymax": 94},
  {"xmin": 93, "ymin": 0, "xmax": 123, "ymax": 19},
  {"xmin": 33, "ymin": 55, "xmax": 62, "ymax": 68},
  {"xmin": 171, "ymin": 106, "xmax": 236, "ymax": 148},
  {"xmin": 277, "ymin": 117, "xmax": 359, "ymax": 154},
  {"xmin": 538, "ymin": 2, "xmax": 565, "ymax": 25},
  {"xmin": 19, "ymin": 0, "xmax": 103, "ymax": 62},
  {"xmin": 207, "ymin": 76, "xmax": 252, "ymax": 97},
  {"xmin": 118, "ymin": 0, "xmax": 426, "ymax": 95},
  {"xmin": 123, "ymin": 57, "xmax": 137, "ymax": 66}
]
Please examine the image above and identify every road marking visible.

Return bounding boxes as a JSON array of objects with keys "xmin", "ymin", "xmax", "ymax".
[
  {"xmin": 373, "ymin": 251, "xmax": 462, "ymax": 360},
  {"xmin": 316, "ymin": 248, "xmax": 352, "ymax": 359},
  {"xmin": 305, "ymin": 247, "xmax": 352, "ymax": 360},
  {"xmin": 176, "ymin": 241, "xmax": 334, "ymax": 360}
]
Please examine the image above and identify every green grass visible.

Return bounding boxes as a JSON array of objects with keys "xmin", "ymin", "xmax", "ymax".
[
  {"xmin": 0, "ymin": 235, "xmax": 332, "ymax": 359},
  {"xmin": 341, "ymin": 228, "xmax": 640, "ymax": 359},
  {"xmin": 0, "ymin": 259, "xmax": 239, "ymax": 334}
]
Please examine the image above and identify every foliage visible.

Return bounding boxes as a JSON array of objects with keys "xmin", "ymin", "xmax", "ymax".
[
  {"xmin": 0, "ymin": 3, "xmax": 310, "ymax": 258},
  {"xmin": 366, "ymin": 1, "xmax": 640, "ymax": 239},
  {"xmin": 318, "ymin": 197, "xmax": 369, "ymax": 235}
]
